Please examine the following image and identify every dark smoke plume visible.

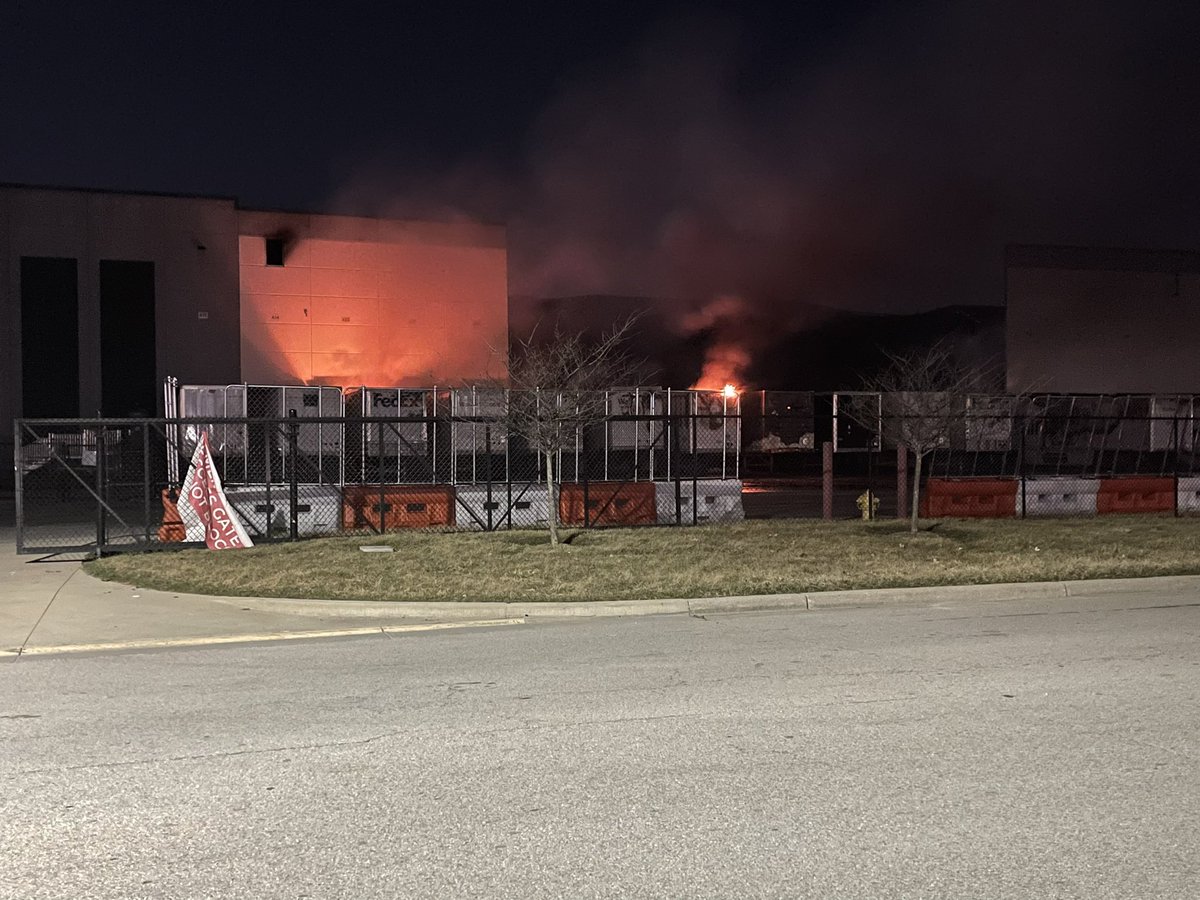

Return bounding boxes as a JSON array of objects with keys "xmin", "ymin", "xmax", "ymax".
[{"xmin": 333, "ymin": 1, "xmax": 1200, "ymax": 387}]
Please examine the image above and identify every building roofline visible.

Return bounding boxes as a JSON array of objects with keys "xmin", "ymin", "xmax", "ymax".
[
  {"xmin": 0, "ymin": 180, "xmax": 239, "ymax": 203},
  {"xmin": 236, "ymin": 204, "xmax": 506, "ymax": 231},
  {"xmin": 1007, "ymin": 243, "xmax": 1200, "ymax": 274},
  {"xmin": 0, "ymin": 181, "xmax": 505, "ymax": 229}
]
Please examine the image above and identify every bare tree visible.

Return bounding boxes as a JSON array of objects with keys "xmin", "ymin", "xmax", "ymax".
[
  {"xmin": 498, "ymin": 317, "xmax": 643, "ymax": 545},
  {"xmin": 849, "ymin": 343, "xmax": 1004, "ymax": 533}
]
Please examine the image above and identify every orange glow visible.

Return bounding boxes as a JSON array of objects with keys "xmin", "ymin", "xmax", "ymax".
[
  {"xmin": 238, "ymin": 225, "xmax": 507, "ymax": 388},
  {"xmin": 689, "ymin": 341, "xmax": 750, "ymax": 393}
]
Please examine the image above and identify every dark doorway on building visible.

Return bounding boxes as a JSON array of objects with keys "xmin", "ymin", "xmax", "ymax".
[
  {"xmin": 100, "ymin": 260, "xmax": 157, "ymax": 416},
  {"xmin": 20, "ymin": 256, "xmax": 80, "ymax": 418}
]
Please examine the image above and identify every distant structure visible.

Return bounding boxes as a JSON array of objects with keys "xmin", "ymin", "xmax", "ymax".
[
  {"xmin": 1006, "ymin": 244, "xmax": 1200, "ymax": 394},
  {"xmin": 0, "ymin": 181, "xmax": 508, "ymax": 417}
]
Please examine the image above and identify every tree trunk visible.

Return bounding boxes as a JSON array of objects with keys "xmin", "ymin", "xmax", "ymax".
[
  {"xmin": 910, "ymin": 451, "xmax": 922, "ymax": 533},
  {"xmin": 545, "ymin": 449, "xmax": 559, "ymax": 545}
]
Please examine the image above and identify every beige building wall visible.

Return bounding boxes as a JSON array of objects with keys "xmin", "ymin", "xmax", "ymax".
[
  {"xmin": 1, "ymin": 186, "xmax": 509, "ymax": 488},
  {"xmin": 1006, "ymin": 246, "xmax": 1200, "ymax": 394},
  {"xmin": 0, "ymin": 186, "xmax": 241, "ymax": 411},
  {"xmin": 237, "ymin": 211, "xmax": 508, "ymax": 387},
  {"xmin": 1, "ymin": 185, "xmax": 242, "ymax": 485}
]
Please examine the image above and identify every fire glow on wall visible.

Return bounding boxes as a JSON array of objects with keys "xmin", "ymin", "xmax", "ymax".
[{"xmin": 237, "ymin": 213, "xmax": 509, "ymax": 388}]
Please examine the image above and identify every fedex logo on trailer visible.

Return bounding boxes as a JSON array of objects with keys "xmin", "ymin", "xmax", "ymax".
[{"xmin": 370, "ymin": 392, "xmax": 424, "ymax": 412}]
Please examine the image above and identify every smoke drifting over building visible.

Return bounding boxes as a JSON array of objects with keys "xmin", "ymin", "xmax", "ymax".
[{"xmin": 331, "ymin": 2, "xmax": 1200, "ymax": 386}]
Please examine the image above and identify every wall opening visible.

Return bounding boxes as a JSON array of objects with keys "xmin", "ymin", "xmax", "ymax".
[
  {"xmin": 100, "ymin": 260, "xmax": 157, "ymax": 416},
  {"xmin": 20, "ymin": 256, "xmax": 79, "ymax": 418}
]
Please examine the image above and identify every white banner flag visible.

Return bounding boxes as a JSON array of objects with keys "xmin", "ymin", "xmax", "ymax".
[{"xmin": 179, "ymin": 431, "xmax": 254, "ymax": 549}]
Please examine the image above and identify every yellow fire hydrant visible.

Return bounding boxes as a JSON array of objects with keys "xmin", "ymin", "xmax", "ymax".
[{"xmin": 856, "ymin": 490, "xmax": 880, "ymax": 521}]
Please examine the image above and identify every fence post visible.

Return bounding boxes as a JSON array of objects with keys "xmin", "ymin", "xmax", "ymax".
[
  {"xmin": 287, "ymin": 410, "xmax": 299, "ymax": 542},
  {"xmin": 485, "ymin": 424, "xmax": 494, "ymax": 532},
  {"xmin": 13, "ymin": 420, "xmax": 25, "ymax": 554},
  {"xmin": 377, "ymin": 410, "xmax": 386, "ymax": 535},
  {"xmin": 822, "ymin": 440, "xmax": 833, "ymax": 521},
  {"xmin": 95, "ymin": 426, "xmax": 107, "ymax": 551},
  {"xmin": 669, "ymin": 401, "xmax": 681, "ymax": 525},
  {"xmin": 142, "ymin": 423, "xmax": 152, "ymax": 544},
  {"xmin": 867, "ymin": 442, "xmax": 875, "ymax": 520},
  {"xmin": 896, "ymin": 444, "xmax": 908, "ymax": 520},
  {"xmin": 506, "ymin": 473, "xmax": 513, "ymax": 531},
  {"xmin": 264, "ymin": 423, "xmax": 273, "ymax": 540},
  {"xmin": 690, "ymin": 396, "xmax": 698, "ymax": 525},
  {"xmin": 1019, "ymin": 415, "xmax": 1027, "ymax": 519},
  {"xmin": 1174, "ymin": 414, "xmax": 1180, "ymax": 518}
]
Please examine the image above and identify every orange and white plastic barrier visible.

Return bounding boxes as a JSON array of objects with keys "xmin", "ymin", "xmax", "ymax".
[
  {"xmin": 654, "ymin": 480, "xmax": 745, "ymax": 524},
  {"xmin": 342, "ymin": 484, "xmax": 457, "ymax": 530},
  {"xmin": 921, "ymin": 475, "xmax": 1194, "ymax": 518},
  {"xmin": 1022, "ymin": 477, "xmax": 1100, "ymax": 517},
  {"xmin": 1176, "ymin": 477, "xmax": 1200, "ymax": 514},
  {"xmin": 1096, "ymin": 477, "xmax": 1174, "ymax": 515},
  {"xmin": 919, "ymin": 479, "xmax": 1018, "ymax": 518},
  {"xmin": 558, "ymin": 482, "xmax": 658, "ymax": 527}
]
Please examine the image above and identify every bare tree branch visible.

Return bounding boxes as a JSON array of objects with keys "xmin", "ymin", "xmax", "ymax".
[
  {"xmin": 483, "ymin": 315, "xmax": 646, "ymax": 544},
  {"xmin": 846, "ymin": 342, "xmax": 1008, "ymax": 532}
]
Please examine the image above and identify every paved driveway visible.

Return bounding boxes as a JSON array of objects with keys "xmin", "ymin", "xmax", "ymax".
[{"xmin": 3, "ymin": 591, "xmax": 1197, "ymax": 898}]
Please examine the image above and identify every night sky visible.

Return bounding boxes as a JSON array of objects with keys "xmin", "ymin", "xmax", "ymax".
[{"xmin": 4, "ymin": 0, "xmax": 1199, "ymax": 320}]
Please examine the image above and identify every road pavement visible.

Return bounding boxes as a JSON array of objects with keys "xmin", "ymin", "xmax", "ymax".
[{"xmin": 2, "ymin": 590, "xmax": 1197, "ymax": 898}]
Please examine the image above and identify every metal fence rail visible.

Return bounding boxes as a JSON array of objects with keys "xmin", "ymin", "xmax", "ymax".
[
  {"xmin": 15, "ymin": 397, "xmax": 1200, "ymax": 554},
  {"xmin": 14, "ymin": 408, "xmax": 745, "ymax": 554}
]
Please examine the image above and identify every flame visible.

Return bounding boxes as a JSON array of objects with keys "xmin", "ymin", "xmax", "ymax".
[
  {"xmin": 682, "ymin": 294, "xmax": 751, "ymax": 393},
  {"xmin": 689, "ymin": 341, "xmax": 750, "ymax": 392}
]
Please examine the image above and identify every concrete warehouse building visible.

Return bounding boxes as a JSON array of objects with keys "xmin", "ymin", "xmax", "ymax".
[
  {"xmin": 1, "ymin": 182, "xmax": 508, "ymax": 482},
  {"xmin": 1006, "ymin": 244, "xmax": 1200, "ymax": 394}
]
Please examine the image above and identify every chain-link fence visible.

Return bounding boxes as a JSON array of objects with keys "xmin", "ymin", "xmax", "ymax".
[
  {"xmin": 14, "ymin": 395, "xmax": 745, "ymax": 554},
  {"xmin": 16, "ymin": 390, "xmax": 1200, "ymax": 553},
  {"xmin": 888, "ymin": 402, "xmax": 1200, "ymax": 519}
]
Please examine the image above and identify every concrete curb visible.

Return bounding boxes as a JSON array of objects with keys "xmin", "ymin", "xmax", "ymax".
[{"xmin": 113, "ymin": 572, "xmax": 1200, "ymax": 620}]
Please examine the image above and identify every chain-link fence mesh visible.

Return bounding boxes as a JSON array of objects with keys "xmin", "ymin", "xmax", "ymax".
[
  {"xmin": 15, "ymin": 387, "xmax": 746, "ymax": 553},
  {"xmin": 16, "ymin": 390, "xmax": 1200, "ymax": 553}
]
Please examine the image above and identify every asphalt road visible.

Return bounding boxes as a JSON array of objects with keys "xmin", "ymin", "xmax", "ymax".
[{"xmin": 2, "ymin": 593, "xmax": 1198, "ymax": 899}]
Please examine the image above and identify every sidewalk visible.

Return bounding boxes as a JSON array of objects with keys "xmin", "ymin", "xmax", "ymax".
[
  {"xmin": 4, "ymin": 529, "xmax": 1200, "ymax": 656},
  {"xmin": 1, "ymin": 531, "xmax": 518, "ymax": 657}
]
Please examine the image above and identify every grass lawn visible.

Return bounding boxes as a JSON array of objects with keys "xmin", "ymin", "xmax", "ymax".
[{"xmin": 84, "ymin": 517, "xmax": 1200, "ymax": 603}]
